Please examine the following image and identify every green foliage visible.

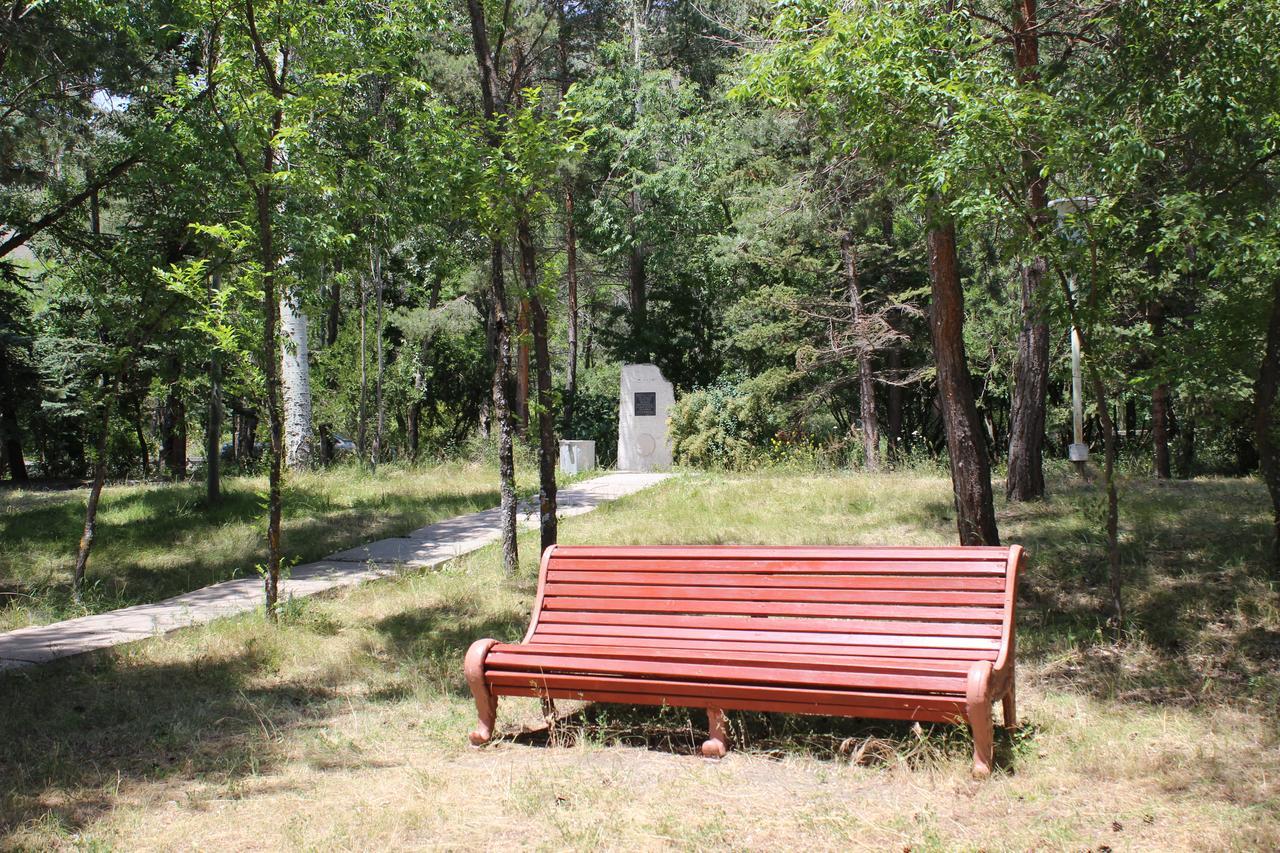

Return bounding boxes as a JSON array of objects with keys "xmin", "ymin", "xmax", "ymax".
[{"xmin": 668, "ymin": 380, "xmax": 780, "ymax": 469}]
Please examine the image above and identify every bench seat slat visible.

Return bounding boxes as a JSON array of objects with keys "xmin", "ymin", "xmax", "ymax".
[
  {"xmin": 542, "ymin": 597, "xmax": 1003, "ymax": 623},
  {"xmin": 527, "ymin": 632, "xmax": 999, "ymax": 660},
  {"xmin": 487, "ymin": 671, "xmax": 968, "ymax": 714},
  {"xmin": 533, "ymin": 623, "xmax": 999, "ymax": 650},
  {"xmin": 538, "ymin": 610, "xmax": 1004, "ymax": 638},
  {"xmin": 492, "ymin": 642, "xmax": 973, "ymax": 674},
  {"xmin": 551, "ymin": 558, "xmax": 1005, "ymax": 574},
  {"xmin": 548, "ymin": 570, "xmax": 1007, "ymax": 591},
  {"xmin": 494, "ymin": 683, "xmax": 961, "ymax": 723},
  {"xmin": 544, "ymin": 582, "xmax": 1006, "ymax": 607},
  {"xmin": 556, "ymin": 545, "xmax": 1007, "ymax": 560},
  {"xmin": 487, "ymin": 654, "xmax": 966, "ymax": 693}
]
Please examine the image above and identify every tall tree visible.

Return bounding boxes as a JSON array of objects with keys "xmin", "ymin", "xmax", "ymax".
[
  {"xmin": 464, "ymin": 0, "xmax": 521, "ymax": 574},
  {"xmin": 1005, "ymin": 0, "xmax": 1050, "ymax": 502}
]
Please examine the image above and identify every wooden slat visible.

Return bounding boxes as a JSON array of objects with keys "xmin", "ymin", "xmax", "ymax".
[
  {"xmin": 543, "ymin": 582, "xmax": 1005, "ymax": 607},
  {"xmin": 542, "ymin": 596, "xmax": 1003, "ymax": 622},
  {"xmin": 547, "ymin": 570, "xmax": 1006, "ymax": 591},
  {"xmin": 554, "ymin": 545, "xmax": 1007, "ymax": 560},
  {"xmin": 491, "ymin": 643, "xmax": 972, "ymax": 675},
  {"xmin": 486, "ymin": 671, "xmax": 968, "ymax": 713},
  {"xmin": 486, "ymin": 653, "xmax": 964, "ymax": 693},
  {"xmin": 539, "ymin": 610, "xmax": 1004, "ymax": 637},
  {"xmin": 528, "ymin": 632, "xmax": 998, "ymax": 661},
  {"xmin": 492, "ymin": 683, "xmax": 961, "ymax": 723},
  {"xmin": 550, "ymin": 558, "xmax": 1005, "ymax": 575},
  {"xmin": 534, "ymin": 620, "xmax": 1001, "ymax": 649}
]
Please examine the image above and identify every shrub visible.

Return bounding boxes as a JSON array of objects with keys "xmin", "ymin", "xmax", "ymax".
[{"xmin": 669, "ymin": 382, "xmax": 779, "ymax": 469}]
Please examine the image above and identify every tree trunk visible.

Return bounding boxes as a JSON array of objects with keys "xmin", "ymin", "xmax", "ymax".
[
  {"xmin": 206, "ymin": 347, "xmax": 222, "ymax": 505},
  {"xmin": 325, "ymin": 263, "xmax": 341, "ymax": 347},
  {"xmin": 234, "ymin": 405, "xmax": 257, "ymax": 465},
  {"xmin": 465, "ymin": 0, "xmax": 519, "ymax": 573},
  {"xmin": 255, "ymin": 138, "xmax": 285, "ymax": 618},
  {"xmin": 73, "ymin": 381, "xmax": 114, "ymax": 600},
  {"xmin": 558, "ymin": 7, "xmax": 579, "ymax": 435},
  {"xmin": 357, "ymin": 272, "xmax": 369, "ymax": 459},
  {"xmin": 1005, "ymin": 0, "xmax": 1051, "ymax": 502},
  {"xmin": 628, "ymin": 199, "xmax": 647, "ymax": 362},
  {"xmin": 1149, "ymin": 302, "xmax": 1172, "ymax": 479},
  {"xmin": 0, "ymin": 371, "xmax": 26, "ymax": 481},
  {"xmin": 1091, "ymin": 370, "xmax": 1123, "ymax": 625},
  {"xmin": 886, "ymin": 345, "xmax": 904, "ymax": 460},
  {"xmin": 627, "ymin": 0, "xmax": 647, "ymax": 362},
  {"xmin": 408, "ymin": 273, "xmax": 443, "ymax": 463},
  {"xmin": 841, "ymin": 231, "xmax": 880, "ymax": 470},
  {"xmin": 516, "ymin": 298, "xmax": 531, "ymax": 436},
  {"xmin": 134, "ymin": 404, "xmax": 150, "ymax": 478},
  {"xmin": 881, "ymin": 205, "xmax": 904, "ymax": 462},
  {"xmin": 280, "ymin": 287, "xmax": 313, "ymax": 469},
  {"xmin": 927, "ymin": 214, "xmax": 1000, "ymax": 546},
  {"xmin": 372, "ymin": 246, "xmax": 386, "ymax": 467},
  {"xmin": 158, "ymin": 364, "xmax": 187, "ymax": 480},
  {"xmin": 1176, "ymin": 412, "xmax": 1195, "ymax": 479},
  {"xmin": 1256, "ymin": 273, "xmax": 1280, "ymax": 576},
  {"xmin": 491, "ymin": 241, "xmax": 520, "ymax": 574},
  {"xmin": 564, "ymin": 184, "xmax": 579, "ymax": 433},
  {"xmin": 518, "ymin": 217, "xmax": 558, "ymax": 552}
]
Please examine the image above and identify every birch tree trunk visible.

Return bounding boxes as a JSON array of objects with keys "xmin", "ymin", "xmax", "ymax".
[{"xmin": 280, "ymin": 286, "xmax": 313, "ymax": 469}]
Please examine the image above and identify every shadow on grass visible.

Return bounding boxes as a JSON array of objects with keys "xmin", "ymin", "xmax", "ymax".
[
  {"xmin": 505, "ymin": 701, "xmax": 1028, "ymax": 773},
  {"xmin": 369, "ymin": 601, "xmax": 531, "ymax": 700},
  {"xmin": 0, "ymin": 643, "xmax": 337, "ymax": 838},
  {"xmin": 1007, "ymin": 476, "xmax": 1279, "ymax": 709}
]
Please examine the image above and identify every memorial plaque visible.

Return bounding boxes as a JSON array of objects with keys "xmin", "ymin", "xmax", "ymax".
[{"xmin": 634, "ymin": 392, "xmax": 657, "ymax": 417}]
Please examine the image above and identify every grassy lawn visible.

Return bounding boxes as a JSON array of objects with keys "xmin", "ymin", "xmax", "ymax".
[
  {"xmin": 2, "ymin": 471, "xmax": 1278, "ymax": 849},
  {"xmin": 0, "ymin": 463, "xmax": 501, "ymax": 630}
]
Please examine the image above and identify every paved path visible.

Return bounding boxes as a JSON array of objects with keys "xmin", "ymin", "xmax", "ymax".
[{"xmin": 0, "ymin": 471, "xmax": 671, "ymax": 672}]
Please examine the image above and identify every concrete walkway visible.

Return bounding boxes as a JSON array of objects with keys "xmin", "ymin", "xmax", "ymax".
[{"xmin": 0, "ymin": 471, "xmax": 671, "ymax": 672}]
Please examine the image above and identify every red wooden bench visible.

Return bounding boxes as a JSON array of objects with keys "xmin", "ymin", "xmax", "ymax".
[{"xmin": 465, "ymin": 544, "xmax": 1023, "ymax": 777}]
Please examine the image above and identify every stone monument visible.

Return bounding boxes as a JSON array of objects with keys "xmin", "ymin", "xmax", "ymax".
[
  {"xmin": 618, "ymin": 364, "xmax": 674, "ymax": 471},
  {"xmin": 558, "ymin": 440, "xmax": 596, "ymax": 475}
]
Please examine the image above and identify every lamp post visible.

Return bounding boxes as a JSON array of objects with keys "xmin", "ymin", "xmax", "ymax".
[{"xmin": 1048, "ymin": 195, "xmax": 1096, "ymax": 478}]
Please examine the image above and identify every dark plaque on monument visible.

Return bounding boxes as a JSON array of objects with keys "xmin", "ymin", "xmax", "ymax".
[{"xmin": 634, "ymin": 391, "xmax": 657, "ymax": 417}]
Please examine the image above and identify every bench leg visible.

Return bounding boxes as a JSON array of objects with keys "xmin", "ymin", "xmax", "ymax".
[
  {"xmin": 465, "ymin": 639, "xmax": 499, "ymax": 746},
  {"xmin": 701, "ymin": 707, "xmax": 728, "ymax": 758},
  {"xmin": 966, "ymin": 660, "xmax": 994, "ymax": 779},
  {"xmin": 1002, "ymin": 676, "xmax": 1017, "ymax": 729}
]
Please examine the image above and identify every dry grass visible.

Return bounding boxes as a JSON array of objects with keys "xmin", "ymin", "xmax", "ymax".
[{"xmin": 2, "ymin": 471, "xmax": 1278, "ymax": 851}]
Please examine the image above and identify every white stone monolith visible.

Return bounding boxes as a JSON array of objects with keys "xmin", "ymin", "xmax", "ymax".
[{"xmin": 618, "ymin": 364, "xmax": 673, "ymax": 471}]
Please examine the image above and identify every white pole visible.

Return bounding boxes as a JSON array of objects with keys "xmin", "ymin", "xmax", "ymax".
[
  {"xmin": 1068, "ymin": 274, "xmax": 1087, "ymax": 475},
  {"xmin": 1049, "ymin": 195, "xmax": 1096, "ymax": 476}
]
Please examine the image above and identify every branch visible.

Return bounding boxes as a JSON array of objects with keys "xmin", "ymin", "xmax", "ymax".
[{"xmin": 0, "ymin": 85, "xmax": 213, "ymax": 259}]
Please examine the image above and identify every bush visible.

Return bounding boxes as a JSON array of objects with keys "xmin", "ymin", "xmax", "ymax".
[{"xmin": 669, "ymin": 382, "xmax": 779, "ymax": 469}]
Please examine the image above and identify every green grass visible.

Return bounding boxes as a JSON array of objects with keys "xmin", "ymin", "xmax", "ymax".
[
  {"xmin": 1, "ymin": 471, "xmax": 1278, "ymax": 850},
  {"xmin": 0, "ymin": 462, "xmax": 501, "ymax": 630}
]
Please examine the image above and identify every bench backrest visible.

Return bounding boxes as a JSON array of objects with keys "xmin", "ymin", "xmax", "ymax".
[{"xmin": 525, "ymin": 545, "xmax": 1022, "ymax": 663}]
